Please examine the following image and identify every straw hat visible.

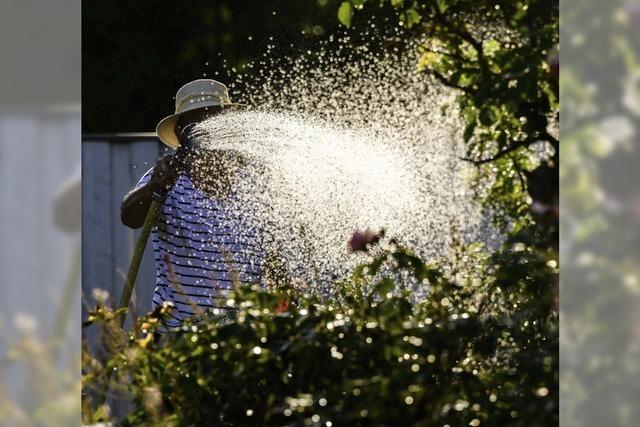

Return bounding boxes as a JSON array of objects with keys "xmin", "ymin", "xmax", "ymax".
[{"xmin": 156, "ymin": 79, "xmax": 243, "ymax": 149}]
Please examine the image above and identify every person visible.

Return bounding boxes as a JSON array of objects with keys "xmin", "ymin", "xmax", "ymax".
[{"xmin": 121, "ymin": 79, "xmax": 284, "ymax": 334}]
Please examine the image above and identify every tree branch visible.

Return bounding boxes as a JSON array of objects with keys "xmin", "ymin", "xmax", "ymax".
[
  {"xmin": 460, "ymin": 140, "xmax": 531, "ymax": 165},
  {"xmin": 460, "ymin": 131, "xmax": 559, "ymax": 166},
  {"xmin": 421, "ymin": 46, "xmax": 468, "ymax": 63},
  {"xmin": 460, "ymin": 137, "xmax": 539, "ymax": 165},
  {"xmin": 429, "ymin": 70, "xmax": 473, "ymax": 94}
]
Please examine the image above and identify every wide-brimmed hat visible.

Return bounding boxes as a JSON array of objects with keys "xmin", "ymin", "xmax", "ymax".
[{"xmin": 156, "ymin": 79, "xmax": 243, "ymax": 149}]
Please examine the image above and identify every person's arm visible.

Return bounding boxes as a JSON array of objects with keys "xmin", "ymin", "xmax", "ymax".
[{"xmin": 121, "ymin": 154, "xmax": 181, "ymax": 229}]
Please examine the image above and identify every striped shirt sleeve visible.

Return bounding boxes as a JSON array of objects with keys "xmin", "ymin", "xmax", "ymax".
[{"xmin": 134, "ymin": 166, "xmax": 154, "ymax": 190}]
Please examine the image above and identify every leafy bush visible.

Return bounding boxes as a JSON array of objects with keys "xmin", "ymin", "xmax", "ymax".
[
  {"xmin": 340, "ymin": 0, "xmax": 559, "ymax": 241},
  {"xmin": 83, "ymin": 230, "xmax": 557, "ymax": 426}
]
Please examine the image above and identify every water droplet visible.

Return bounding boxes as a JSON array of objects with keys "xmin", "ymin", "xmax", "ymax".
[{"xmin": 536, "ymin": 387, "xmax": 549, "ymax": 397}]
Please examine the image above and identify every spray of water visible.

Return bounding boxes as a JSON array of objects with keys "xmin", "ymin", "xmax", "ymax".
[{"xmin": 188, "ymin": 33, "xmax": 500, "ymax": 294}]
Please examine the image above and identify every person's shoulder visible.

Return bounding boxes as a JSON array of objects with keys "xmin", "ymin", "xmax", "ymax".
[
  {"xmin": 167, "ymin": 176, "xmax": 220, "ymax": 207},
  {"xmin": 140, "ymin": 166, "xmax": 155, "ymax": 179},
  {"xmin": 171, "ymin": 174, "xmax": 202, "ymax": 197}
]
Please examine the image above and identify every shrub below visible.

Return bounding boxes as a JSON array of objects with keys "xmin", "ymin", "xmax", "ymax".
[{"xmin": 83, "ymin": 228, "xmax": 557, "ymax": 426}]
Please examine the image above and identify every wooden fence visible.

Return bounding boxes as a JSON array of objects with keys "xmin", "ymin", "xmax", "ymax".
[{"xmin": 82, "ymin": 134, "xmax": 169, "ymax": 325}]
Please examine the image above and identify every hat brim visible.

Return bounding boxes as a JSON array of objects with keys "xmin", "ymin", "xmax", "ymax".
[{"xmin": 156, "ymin": 104, "xmax": 246, "ymax": 149}]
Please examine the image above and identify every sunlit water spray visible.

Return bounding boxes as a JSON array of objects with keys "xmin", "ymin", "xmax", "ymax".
[{"xmin": 188, "ymin": 34, "xmax": 500, "ymax": 295}]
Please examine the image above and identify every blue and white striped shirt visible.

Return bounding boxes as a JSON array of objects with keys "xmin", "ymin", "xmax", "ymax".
[{"xmin": 134, "ymin": 167, "xmax": 266, "ymax": 330}]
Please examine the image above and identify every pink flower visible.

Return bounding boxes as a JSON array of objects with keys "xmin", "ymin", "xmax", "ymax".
[{"xmin": 348, "ymin": 229, "xmax": 381, "ymax": 252}]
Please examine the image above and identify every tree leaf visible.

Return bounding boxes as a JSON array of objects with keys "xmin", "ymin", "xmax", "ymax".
[
  {"xmin": 463, "ymin": 121, "xmax": 476, "ymax": 142},
  {"xmin": 338, "ymin": 2, "xmax": 353, "ymax": 28},
  {"xmin": 404, "ymin": 8, "xmax": 422, "ymax": 28},
  {"xmin": 436, "ymin": 0, "xmax": 449, "ymax": 13},
  {"xmin": 375, "ymin": 278, "xmax": 396, "ymax": 296}
]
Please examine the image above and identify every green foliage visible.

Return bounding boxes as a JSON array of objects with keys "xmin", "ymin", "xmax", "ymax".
[
  {"xmin": 338, "ymin": 2, "xmax": 354, "ymax": 28},
  {"xmin": 340, "ymin": 0, "xmax": 559, "ymax": 232},
  {"xmin": 83, "ymin": 232, "xmax": 557, "ymax": 426}
]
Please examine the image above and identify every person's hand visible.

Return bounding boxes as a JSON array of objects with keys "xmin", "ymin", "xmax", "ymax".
[{"xmin": 150, "ymin": 154, "xmax": 182, "ymax": 191}]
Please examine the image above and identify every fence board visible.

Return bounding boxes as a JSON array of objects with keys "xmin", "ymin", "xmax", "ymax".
[
  {"xmin": 83, "ymin": 137, "xmax": 162, "ymax": 318},
  {"xmin": 130, "ymin": 141, "xmax": 161, "ymax": 315},
  {"xmin": 82, "ymin": 141, "xmax": 113, "ymax": 308},
  {"xmin": 110, "ymin": 144, "xmax": 134, "ymax": 327}
]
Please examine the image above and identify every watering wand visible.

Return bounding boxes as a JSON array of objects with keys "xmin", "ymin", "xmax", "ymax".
[
  {"xmin": 115, "ymin": 146, "xmax": 188, "ymax": 327},
  {"xmin": 115, "ymin": 189, "xmax": 164, "ymax": 327}
]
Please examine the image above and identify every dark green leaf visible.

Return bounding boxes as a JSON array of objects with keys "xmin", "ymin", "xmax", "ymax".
[{"xmin": 463, "ymin": 121, "xmax": 476, "ymax": 142}]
